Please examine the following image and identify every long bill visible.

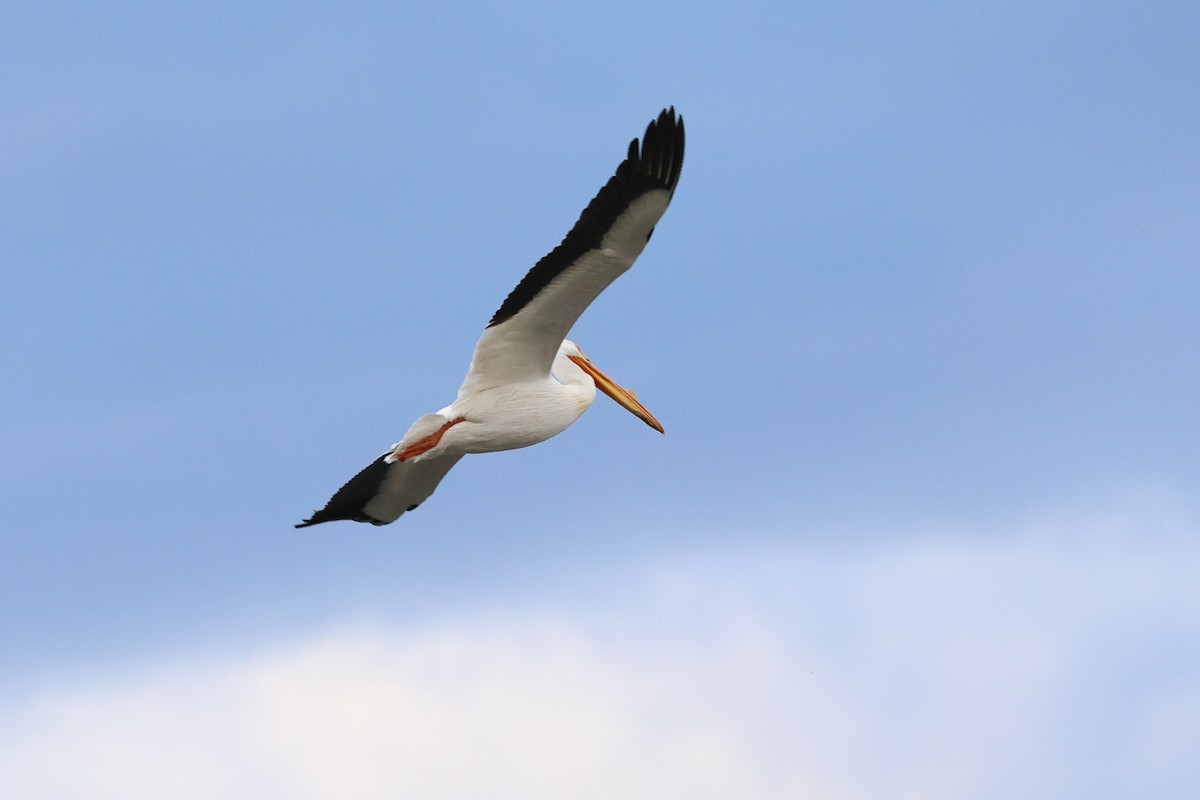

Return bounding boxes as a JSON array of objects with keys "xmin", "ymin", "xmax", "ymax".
[{"xmin": 568, "ymin": 354, "xmax": 665, "ymax": 433}]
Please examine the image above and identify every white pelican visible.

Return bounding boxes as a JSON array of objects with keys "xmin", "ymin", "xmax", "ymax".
[{"xmin": 297, "ymin": 108, "xmax": 684, "ymax": 527}]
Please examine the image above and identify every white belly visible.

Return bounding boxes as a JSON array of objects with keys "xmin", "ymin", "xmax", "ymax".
[{"xmin": 439, "ymin": 381, "xmax": 595, "ymax": 455}]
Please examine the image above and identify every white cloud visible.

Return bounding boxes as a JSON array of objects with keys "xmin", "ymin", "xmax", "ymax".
[{"xmin": 3, "ymin": 500, "xmax": 1199, "ymax": 800}]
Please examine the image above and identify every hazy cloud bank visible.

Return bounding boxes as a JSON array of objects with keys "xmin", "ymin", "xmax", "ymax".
[{"xmin": 4, "ymin": 499, "xmax": 1198, "ymax": 800}]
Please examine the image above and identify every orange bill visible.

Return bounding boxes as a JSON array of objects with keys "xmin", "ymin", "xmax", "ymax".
[{"xmin": 568, "ymin": 354, "xmax": 665, "ymax": 433}]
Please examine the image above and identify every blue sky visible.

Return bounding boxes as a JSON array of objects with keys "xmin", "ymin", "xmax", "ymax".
[{"xmin": 3, "ymin": 1, "xmax": 1199, "ymax": 797}]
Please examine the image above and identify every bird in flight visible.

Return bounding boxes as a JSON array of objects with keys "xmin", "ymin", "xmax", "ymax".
[{"xmin": 297, "ymin": 108, "xmax": 685, "ymax": 527}]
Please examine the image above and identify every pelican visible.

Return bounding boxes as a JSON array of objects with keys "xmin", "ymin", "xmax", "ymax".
[{"xmin": 296, "ymin": 108, "xmax": 684, "ymax": 528}]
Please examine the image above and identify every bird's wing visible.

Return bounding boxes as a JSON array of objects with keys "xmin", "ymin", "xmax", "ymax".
[
  {"xmin": 295, "ymin": 452, "xmax": 463, "ymax": 527},
  {"xmin": 456, "ymin": 107, "xmax": 685, "ymax": 395}
]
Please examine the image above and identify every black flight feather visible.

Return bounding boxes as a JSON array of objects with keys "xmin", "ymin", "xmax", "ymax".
[
  {"xmin": 295, "ymin": 455, "xmax": 390, "ymax": 528},
  {"xmin": 486, "ymin": 107, "xmax": 684, "ymax": 328}
]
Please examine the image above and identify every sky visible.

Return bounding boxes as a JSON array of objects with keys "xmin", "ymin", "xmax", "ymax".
[{"xmin": 2, "ymin": 1, "xmax": 1199, "ymax": 797}]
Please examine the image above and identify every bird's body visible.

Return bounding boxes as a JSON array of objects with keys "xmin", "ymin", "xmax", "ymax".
[
  {"xmin": 297, "ymin": 108, "xmax": 684, "ymax": 528},
  {"xmin": 398, "ymin": 342, "xmax": 602, "ymax": 462}
]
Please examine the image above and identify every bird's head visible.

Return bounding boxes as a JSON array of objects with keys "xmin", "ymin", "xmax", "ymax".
[{"xmin": 558, "ymin": 339, "xmax": 664, "ymax": 433}]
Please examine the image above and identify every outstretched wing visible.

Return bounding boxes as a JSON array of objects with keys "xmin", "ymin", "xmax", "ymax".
[
  {"xmin": 295, "ymin": 453, "xmax": 463, "ymax": 528},
  {"xmin": 457, "ymin": 107, "xmax": 685, "ymax": 396}
]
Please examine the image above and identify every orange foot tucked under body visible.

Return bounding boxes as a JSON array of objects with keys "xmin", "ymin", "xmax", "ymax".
[{"xmin": 394, "ymin": 416, "xmax": 466, "ymax": 461}]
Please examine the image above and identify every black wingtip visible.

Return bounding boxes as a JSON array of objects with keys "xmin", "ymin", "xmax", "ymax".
[
  {"xmin": 294, "ymin": 455, "xmax": 392, "ymax": 529},
  {"xmin": 294, "ymin": 507, "xmax": 386, "ymax": 529},
  {"xmin": 631, "ymin": 106, "xmax": 685, "ymax": 196},
  {"xmin": 485, "ymin": 107, "xmax": 686, "ymax": 329}
]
